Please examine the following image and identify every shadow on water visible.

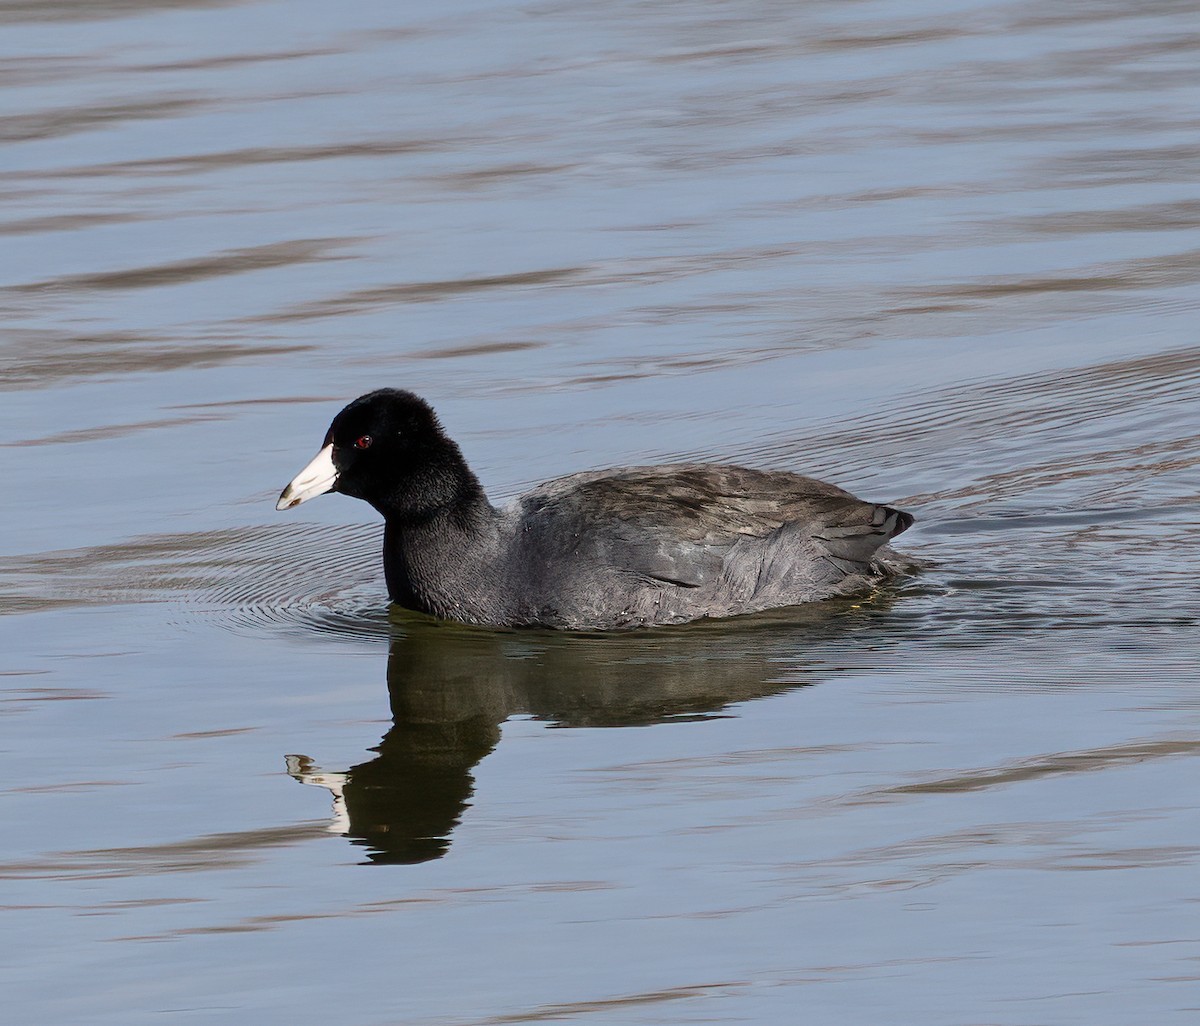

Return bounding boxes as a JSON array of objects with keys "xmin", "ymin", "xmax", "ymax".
[{"xmin": 285, "ymin": 606, "xmax": 870, "ymax": 865}]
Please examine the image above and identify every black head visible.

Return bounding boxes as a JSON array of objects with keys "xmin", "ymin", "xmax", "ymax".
[{"xmin": 277, "ymin": 389, "xmax": 482, "ymax": 520}]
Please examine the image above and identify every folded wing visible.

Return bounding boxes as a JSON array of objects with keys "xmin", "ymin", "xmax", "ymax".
[{"xmin": 518, "ymin": 464, "xmax": 913, "ymax": 596}]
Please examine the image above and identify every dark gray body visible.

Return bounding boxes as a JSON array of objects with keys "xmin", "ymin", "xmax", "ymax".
[{"xmin": 382, "ymin": 463, "xmax": 914, "ymax": 630}]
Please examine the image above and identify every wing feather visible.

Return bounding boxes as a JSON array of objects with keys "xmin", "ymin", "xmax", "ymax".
[{"xmin": 516, "ymin": 464, "xmax": 912, "ymax": 588}]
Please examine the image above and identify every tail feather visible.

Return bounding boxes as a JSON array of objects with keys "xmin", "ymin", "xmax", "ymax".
[
  {"xmin": 883, "ymin": 505, "xmax": 915, "ymax": 537},
  {"xmin": 813, "ymin": 503, "xmax": 914, "ymax": 575}
]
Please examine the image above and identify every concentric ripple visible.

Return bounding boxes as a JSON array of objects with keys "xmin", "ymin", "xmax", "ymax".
[
  {"xmin": 0, "ymin": 521, "xmax": 391, "ymax": 641},
  {"xmin": 205, "ymin": 523, "xmax": 389, "ymax": 640}
]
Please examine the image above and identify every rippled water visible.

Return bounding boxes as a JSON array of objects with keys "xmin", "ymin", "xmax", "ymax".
[{"xmin": 3, "ymin": 1, "xmax": 1199, "ymax": 1022}]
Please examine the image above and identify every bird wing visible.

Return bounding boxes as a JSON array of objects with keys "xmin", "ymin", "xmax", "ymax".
[{"xmin": 517, "ymin": 464, "xmax": 912, "ymax": 589}]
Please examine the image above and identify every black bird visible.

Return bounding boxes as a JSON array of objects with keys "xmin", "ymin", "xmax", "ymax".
[{"xmin": 276, "ymin": 389, "xmax": 914, "ymax": 630}]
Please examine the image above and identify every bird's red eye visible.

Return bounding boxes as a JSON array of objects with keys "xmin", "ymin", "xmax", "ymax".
[{"xmin": 354, "ymin": 435, "xmax": 373, "ymax": 450}]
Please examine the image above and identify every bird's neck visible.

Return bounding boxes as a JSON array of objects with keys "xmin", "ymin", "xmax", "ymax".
[{"xmin": 381, "ymin": 486, "xmax": 502, "ymax": 623}]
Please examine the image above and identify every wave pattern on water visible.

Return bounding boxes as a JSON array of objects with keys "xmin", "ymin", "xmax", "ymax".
[
  {"xmin": 2, "ymin": 1, "xmax": 1200, "ymax": 1021},
  {"xmin": 649, "ymin": 344, "xmax": 1200, "ymax": 512},
  {"xmin": 0, "ymin": 329, "xmax": 314, "ymax": 391},
  {"xmin": 0, "ymin": 522, "xmax": 389, "ymax": 642}
]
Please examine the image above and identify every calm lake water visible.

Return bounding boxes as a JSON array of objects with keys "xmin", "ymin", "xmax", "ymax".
[{"xmin": 3, "ymin": 0, "xmax": 1199, "ymax": 1022}]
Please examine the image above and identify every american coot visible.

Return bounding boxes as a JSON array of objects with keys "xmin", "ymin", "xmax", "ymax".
[{"xmin": 276, "ymin": 389, "xmax": 915, "ymax": 630}]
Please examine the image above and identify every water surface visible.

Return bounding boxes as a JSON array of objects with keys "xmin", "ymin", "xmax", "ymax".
[{"xmin": 2, "ymin": 1, "xmax": 1199, "ymax": 1023}]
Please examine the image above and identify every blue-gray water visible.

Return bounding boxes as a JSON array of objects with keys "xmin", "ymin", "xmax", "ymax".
[{"xmin": 2, "ymin": 1, "xmax": 1199, "ymax": 1023}]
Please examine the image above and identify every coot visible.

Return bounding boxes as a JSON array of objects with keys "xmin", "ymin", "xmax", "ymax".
[{"xmin": 276, "ymin": 389, "xmax": 914, "ymax": 629}]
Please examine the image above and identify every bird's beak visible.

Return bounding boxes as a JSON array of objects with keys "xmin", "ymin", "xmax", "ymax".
[{"xmin": 276, "ymin": 444, "xmax": 338, "ymax": 510}]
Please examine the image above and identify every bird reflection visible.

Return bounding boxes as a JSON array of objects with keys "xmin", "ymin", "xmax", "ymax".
[{"xmin": 286, "ymin": 603, "xmax": 871, "ymax": 864}]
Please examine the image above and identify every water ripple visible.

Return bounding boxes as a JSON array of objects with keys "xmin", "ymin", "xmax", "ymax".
[{"xmin": 0, "ymin": 522, "xmax": 389, "ymax": 642}]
